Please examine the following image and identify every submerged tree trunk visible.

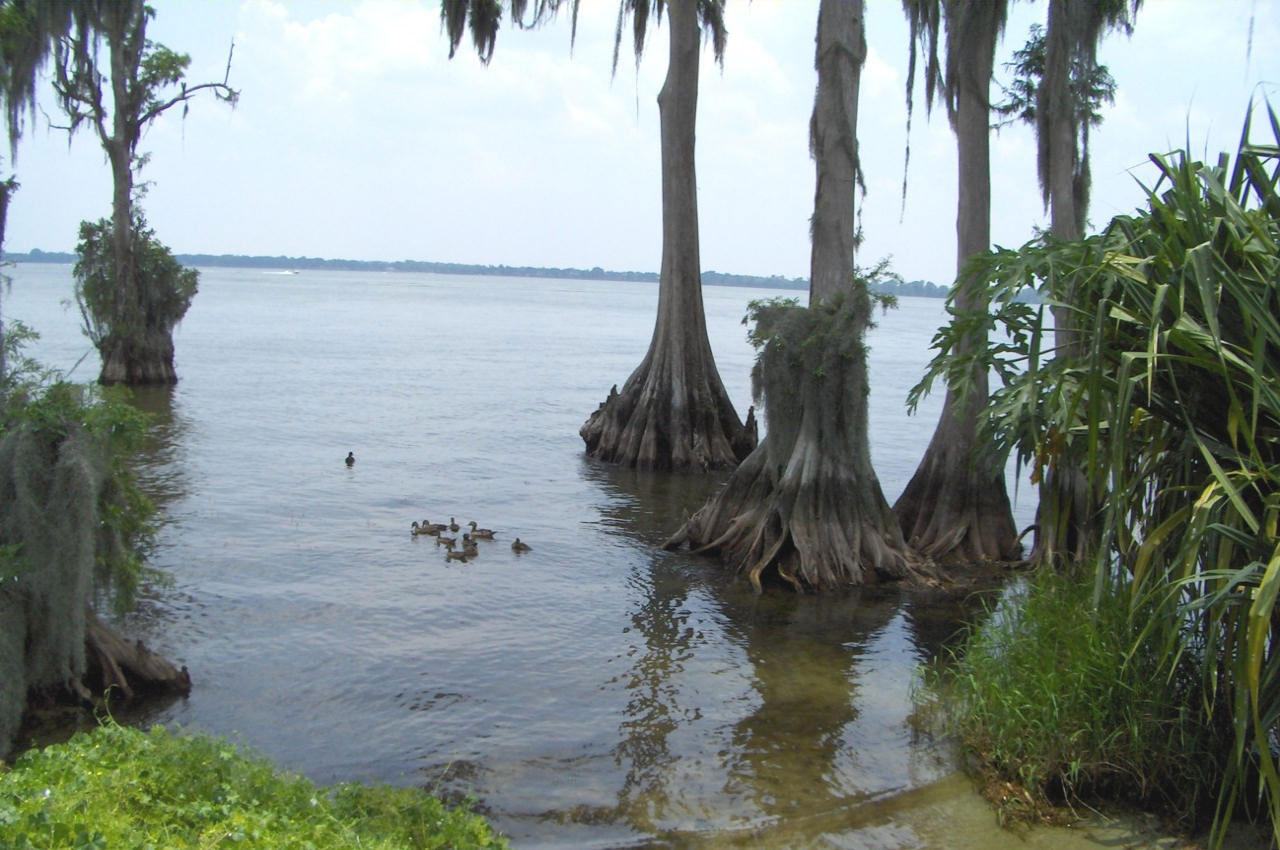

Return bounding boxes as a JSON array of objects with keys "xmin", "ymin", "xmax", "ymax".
[
  {"xmin": 579, "ymin": 0, "xmax": 755, "ymax": 471},
  {"xmin": 665, "ymin": 293, "xmax": 927, "ymax": 591},
  {"xmin": 893, "ymin": 3, "xmax": 1019, "ymax": 565},
  {"xmin": 665, "ymin": 0, "xmax": 926, "ymax": 592}
]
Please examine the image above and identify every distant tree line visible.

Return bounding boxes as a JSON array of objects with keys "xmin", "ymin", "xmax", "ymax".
[{"xmin": 9, "ymin": 249, "xmax": 950, "ymax": 297}]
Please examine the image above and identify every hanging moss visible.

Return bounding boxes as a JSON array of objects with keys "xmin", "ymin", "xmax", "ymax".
[{"xmin": 0, "ymin": 335, "xmax": 156, "ymax": 756}]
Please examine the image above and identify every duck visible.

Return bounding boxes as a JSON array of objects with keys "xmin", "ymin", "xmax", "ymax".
[
  {"xmin": 511, "ymin": 538, "xmax": 532, "ymax": 553},
  {"xmin": 445, "ymin": 548, "xmax": 469, "ymax": 562},
  {"xmin": 436, "ymin": 535, "xmax": 457, "ymax": 548},
  {"xmin": 448, "ymin": 517, "xmax": 460, "ymax": 532},
  {"xmin": 461, "ymin": 533, "xmax": 479, "ymax": 556},
  {"xmin": 411, "ymin": 521, "xmax": 441, "ymax": 536},
  {"xmin": 467, "ymin": 521, "xmax": 496, "ymax": 540},
  {"xmin": 345, "ymin": 452, "xmax": 355, "ymax": 467}
]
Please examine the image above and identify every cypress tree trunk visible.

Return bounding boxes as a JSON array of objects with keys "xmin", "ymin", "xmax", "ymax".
[
  {"xmin": 665, "ymin": 0, "xmax": 926, "ymax": 591},
  {"xmin": 96, "ymin": 1, "xmax": 179, "ymax": 386},
  {"xmin": 893, "ymin": 3, "xmax": 1019, "ymax": 565},
  {"xmin": 1027, "ymin": 0, "xmax": 1098, "ymax": 567},
  {"xmin": 579, "ymin": 0, "xmax": 755, "ymax": 471},
  {"xmin": 97, "ymin": 137, "xmax": 175, "ymax": 385}
]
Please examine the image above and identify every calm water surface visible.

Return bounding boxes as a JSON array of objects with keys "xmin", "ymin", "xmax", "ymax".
[{"xmin": 6, "ymin": 264, "xmax": 1166, "ymax": 848}]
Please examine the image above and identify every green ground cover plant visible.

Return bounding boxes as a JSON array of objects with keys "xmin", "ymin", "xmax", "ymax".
[{"xmin": 0, "ymin": 721, "xmax": 507, "ymax": 849}]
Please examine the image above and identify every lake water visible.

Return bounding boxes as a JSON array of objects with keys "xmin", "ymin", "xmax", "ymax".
[{"xmin": 5, "ymin": 263, "xmax": 1168, "ymax": 849}]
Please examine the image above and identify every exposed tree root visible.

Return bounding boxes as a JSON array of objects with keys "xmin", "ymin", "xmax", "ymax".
[
  {"xmin": 893, "ymin": 402, "xmax": 1021, "ymax": 565},
  {"xmin": 581, "ymin": 349, "xmax": 757, "ymax": 472},
  {"xmin": 667, "ymin": 435, "xmax": 933, "ymax": 592}
]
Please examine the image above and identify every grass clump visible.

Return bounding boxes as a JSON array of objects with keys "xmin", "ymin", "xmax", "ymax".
[
  {"xmin": 0, "ymin": 722, "xmax": 508, "ymax": 849},
  {"xmin": 937, "ymin": 568, "xmax": 1223, "ymax": 827}
]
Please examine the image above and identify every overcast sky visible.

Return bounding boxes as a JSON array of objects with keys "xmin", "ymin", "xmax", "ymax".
[{"xmin": 4, "ymin": 0, "xmax": 1276, "ymax": 286}]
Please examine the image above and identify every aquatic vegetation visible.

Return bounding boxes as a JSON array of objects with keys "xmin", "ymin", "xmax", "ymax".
[
  {"xmin": 937, "ymin": 569, "xmax": 1223, "ymax": 825},
  {"xmin": 0, "ymin": 722, "xmax": 508, "ymax": 849}
]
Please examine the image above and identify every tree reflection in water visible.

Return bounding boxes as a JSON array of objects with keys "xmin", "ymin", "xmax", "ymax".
[
  {"xmin": 127, "ymin": 385, "xmax": 191, "ymax": 516},
  {"xmin": 583, "ymin": 461, "xmax": 994, "ymax": 845}
]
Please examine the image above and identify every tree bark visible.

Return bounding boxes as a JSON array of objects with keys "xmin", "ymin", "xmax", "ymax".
[
  {"xmin": 893, "ymin": 2, "xmax": 1019, "ymax": 565},
  {"xmin": 808, "ymin": 0, "xmax": 863, "ymax": 306},
  {"xmin": 665, "ymin": 0, "xmax": 927, "ymax": 591},
  {"xmin": 580, "ymin": 0, "xmax": 754, "ymax": 471}
]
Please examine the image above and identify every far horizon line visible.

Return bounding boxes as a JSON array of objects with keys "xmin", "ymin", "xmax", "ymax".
[{"xmin": 8, "ymin": 247, "xmax": 950, "ymax": 293}]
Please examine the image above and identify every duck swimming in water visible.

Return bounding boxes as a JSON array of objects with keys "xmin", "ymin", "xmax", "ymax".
[
  {"xmin": 511, "ymin": 538, "xmax": 532, "ymax": 553},
  {"xmin": 345, "ymin": 452, "xmax": 355, "ymax": 467},
  {"xmin": 467, "ymin": 521, "xmax": 496, "ymax": 539}
]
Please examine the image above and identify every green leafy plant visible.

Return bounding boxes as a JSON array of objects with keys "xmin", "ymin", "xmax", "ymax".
[{"xmin": 0, "ymin": 721, "xmax": 508, "ymax": 849}]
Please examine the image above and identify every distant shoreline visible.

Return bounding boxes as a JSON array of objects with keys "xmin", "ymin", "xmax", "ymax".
[{"xmin": 6, "ymin": 249, "xmax": 951, "ymax": 298}]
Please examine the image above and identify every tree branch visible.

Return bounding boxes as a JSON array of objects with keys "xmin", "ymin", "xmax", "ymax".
[{"xmin": 138, "ymin": 80, "xmax": 237, "ymax": 127}]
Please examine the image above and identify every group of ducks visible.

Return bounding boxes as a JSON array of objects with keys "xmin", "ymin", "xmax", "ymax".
[{"xmin": 410, "ymin": 517, "xmax": 533, "ymax": 563}]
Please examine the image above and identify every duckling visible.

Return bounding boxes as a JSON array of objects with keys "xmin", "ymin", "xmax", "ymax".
[
  {"xmin": 511, "ymin": 538, "xmax": 532, "ymax": 553},
  {"xmin": 436, "ymin": 535, "xmax": 457, "ymax": 548},
  {"xmin": 445, "ymin": 548, "xmax": 468, "ymax": 562},
  {"xmin": 345, "ymin": 452, "xmax": 355, "ymax": 467},
  {"xmin": 448, "ymin": 517, "xmax": 460, "ymax": 532},
  {"xmin": 467, "ymin": 521, "xmax": 496, "ymax": 539}
]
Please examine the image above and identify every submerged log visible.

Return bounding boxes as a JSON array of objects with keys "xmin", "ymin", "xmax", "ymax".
[{"xmin": 84, "ymin": 610, "xmax": 191, "ymax": 700}]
